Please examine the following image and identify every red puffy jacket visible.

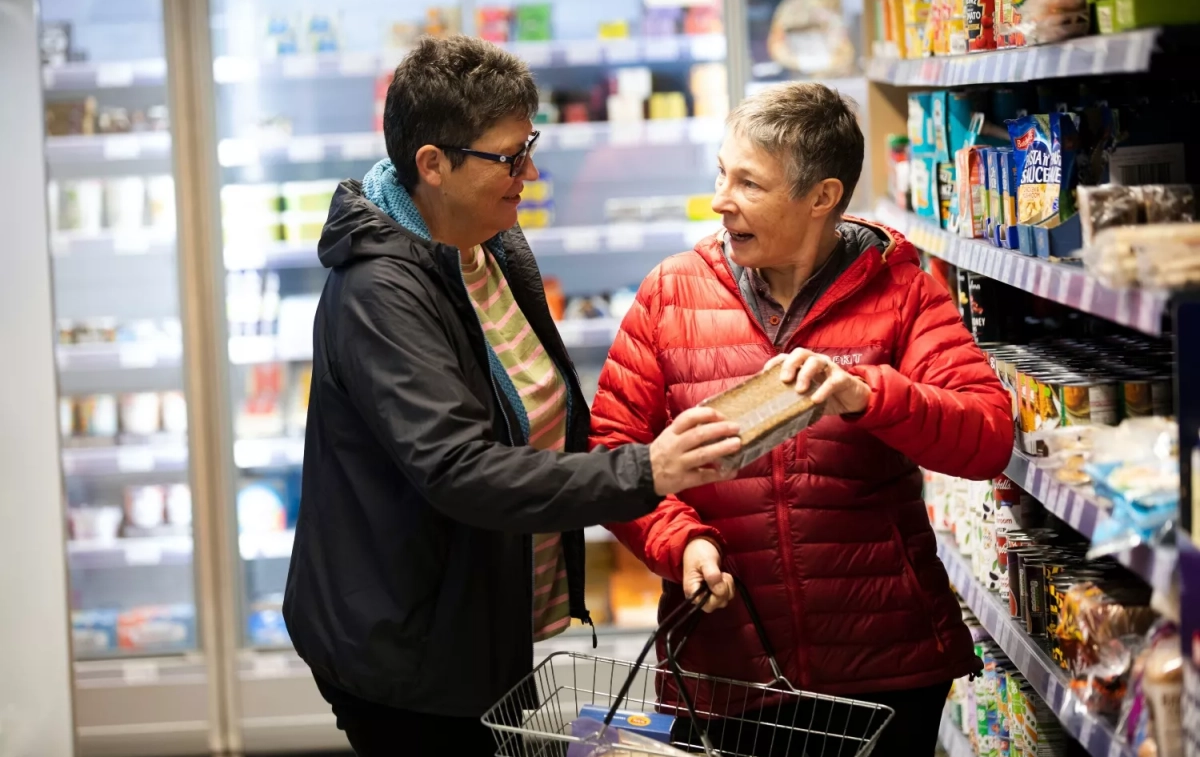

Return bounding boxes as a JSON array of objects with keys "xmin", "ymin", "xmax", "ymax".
[{"xmin": 590, "ymin": 219, "xmax": 1013, "ymax": 708}]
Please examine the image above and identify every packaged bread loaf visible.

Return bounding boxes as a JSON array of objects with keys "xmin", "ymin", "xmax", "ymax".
[{"xmin": 699, "ymin": 364, "xmax": 825, "ymax": 475}]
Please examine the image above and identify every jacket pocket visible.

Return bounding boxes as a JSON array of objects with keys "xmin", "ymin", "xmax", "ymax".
[{"xmin": 887, "ymin": 519, "xmax": 946, "ymax": 653}]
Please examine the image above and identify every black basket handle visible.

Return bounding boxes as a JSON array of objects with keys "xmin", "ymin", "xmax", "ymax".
[{"xmin": 599, "ymin": 574, "xmax": 798, "ymax": 755}]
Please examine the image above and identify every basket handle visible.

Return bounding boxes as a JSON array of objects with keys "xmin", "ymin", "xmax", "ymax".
[{"xmin": 600, "ymin": 574, "xmax": 798, "ymax": 749}]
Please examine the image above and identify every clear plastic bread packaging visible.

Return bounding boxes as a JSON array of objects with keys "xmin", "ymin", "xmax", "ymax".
[{"xmin": 699, "ymin": 363, "xmax": 825, "ymax": 475}]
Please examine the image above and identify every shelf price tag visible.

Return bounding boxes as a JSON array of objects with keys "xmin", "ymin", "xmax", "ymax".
[
  {"xmin": 42, "ymin": 67, "xmax": 57, "ymax": 90},
  {"xmin": 607, "ymin": 226, "xmax": 645, "ymax": 252},
  {"xmin": 112, "ymin": 232, "xmax": 152, "ymax": 255},
  {"xmin": 565, "ymin": 42, "xmax": 603, "ymax": 67},
  {"xmin": 510, "ymin": 42, "xmax": 552, "ymax": 68},
  {"xmin": 646, "ymin": 121, "xmax": 684, "ymax": 145},
  {"xmin": 556, "ymin": 124, "xmax": 596, "ymax": 150},
  {"xmin": 689, "ymin": 35, "xmax": 726, "ymax": 61},
  {"xmin": 286, "ymin": 137, "xmax": 325, "ymax": 163},
  {"xmin": 610, "ymin": 124, "xmax": 643, "ymax": 147},
  {"xmin": 125, "ymin": 541, "xmax": 164, "ymax": 566},
  {"xmin": 604, "ymin": 39, "xmax": 640, "ymax": 65},
  {"xmin": 117, "ymin": 447, "xmax": 156, "ymax": 473},
  {"xmin": 96, "ymin": 63, "xmax": 135, "ymax": 88},
  {"xmin": 281, "ymin": 55, "xmax": 319, "ymax": 79},
  {"xmin": 562, "ymin": 228, "xmax": 602, "ymax": 254},
  {"xmin": 1081, "ymin": 277, "xmax": 1097, "ymax": 311},
  {"xmin": 118, "ymin": 343, "xmax": 158, "ymax": 368},
  {"xmin": 644, "ymin": 37, "xmax": 681, "ymax": 63},
  {"xmin": 122, "ymin": 660, "xmax": 160, "ymax": 686},
  {"xmin": 103, "ymin": 135, "xmax": 142, "ymax": 161}
]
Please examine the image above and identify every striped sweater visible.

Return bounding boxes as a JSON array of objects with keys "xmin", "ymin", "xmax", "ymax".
[{"xmin": 461, "ymin": 244, "xmax": 571, "ymax": 642}]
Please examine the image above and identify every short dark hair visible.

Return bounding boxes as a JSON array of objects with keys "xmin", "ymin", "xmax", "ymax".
[
  {"xmin": 384, "ymin": 36, "xmax": 539, "ymax": 191},
  {"xmin": 727, "ymin": 82, "xmax": 864, "ymax": 213}
]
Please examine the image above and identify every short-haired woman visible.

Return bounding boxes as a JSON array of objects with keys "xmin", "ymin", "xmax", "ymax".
[
  {"xmin": 591, "ymin": 82, "xmax": 1014, "ymax": 756},
  {"xmin": 284, "ymin": 35, "xmax": 742, "ymax": 756}
]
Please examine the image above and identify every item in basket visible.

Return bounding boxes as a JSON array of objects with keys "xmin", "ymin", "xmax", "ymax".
[
  {"xmin": 568, "ymin": 716, "xmax": 691, "ymax": 757},
  {"xmin": 1008, "ymin": 113, "xmax": 1079, "ymax": 227},
  {"xmin": 576, "ymin": 706, "xmax": 674, "ymax": 745},
  {"xmin": 698, "ymin": 363, "xmax": 824, "ymax": 475}
]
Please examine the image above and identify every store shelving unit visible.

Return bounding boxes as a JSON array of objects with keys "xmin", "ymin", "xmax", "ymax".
[
  {"xmin": 44, "ymin": 131, "xmax": 172, "ymax": 164},
  {"xmin": 68, "ymin": 535, "xmax": 194, "ymax": 569},
  {"xmin": 57, "ymin": 340, "xmax": 183, "ymax": 372},
  {"xmin": 60, "ymin": 442, "xmax": 189, "ymax": 477},
  {"xmin": 50, "ymin": 228, "xmax": 176, "ymax": 258},
  {"xmin": 43, "ymin": 58, "xmax": 169, "ymax": 90},
  {"xmin": 872, "ymin": 201, "xmax": 1169, "ymax": 336},
  {"xmin": 936, "ymin": 534, "xmax": 1135, "ymax": 757}
]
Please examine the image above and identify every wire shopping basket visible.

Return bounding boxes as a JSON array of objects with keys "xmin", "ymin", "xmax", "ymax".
[{"xmin": 482, "ymin": 577, "xmax": 895, "ymax": 757}]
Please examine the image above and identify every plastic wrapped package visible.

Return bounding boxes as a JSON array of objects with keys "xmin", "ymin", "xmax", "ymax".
[
  {"xmin": 1138, "ymin": 185, "xmax": 1196, "ymax": 225},
  {"xmin": 1082, "ymin": 223, "xmax": 1200, "ymax": 288},
  {"xmin": 1086, "ymin": 418, "xmax": 1179, "ymax": 559},
  {"xmin": 1056, "ymin": 582, "xmax": 1158, "ymax": 716},
  {"xmin": 1078, "ymin": 185, "xmax": 1141, "ymax": 248},
  {"xmin": 1012, "ymin": 0, "xmax": 1089, "ymax": 44},
  {"xmin": 1118, "ymin": 623, "xmax": 1185, "ymax": 757}
]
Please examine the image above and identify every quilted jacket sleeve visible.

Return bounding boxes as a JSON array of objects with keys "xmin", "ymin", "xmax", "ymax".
[
  {"xmin": 590, "ymin": 265, "xmax": 724, "ymax": 583},
  {"xmin": 846, "ymin": 270, "xmax": 1013, "ymax": 480}
]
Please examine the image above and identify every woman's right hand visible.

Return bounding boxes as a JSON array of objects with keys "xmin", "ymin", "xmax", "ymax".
[
  {"xmin": 649, "ymin": 407, "xmax": 741, "ymax": 495},
  {"xmin": 683, "ymin": 537, "xmax": 735, "ymax": 612}
]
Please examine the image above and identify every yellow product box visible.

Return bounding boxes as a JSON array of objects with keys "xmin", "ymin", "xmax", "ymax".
[
  {"xmin": 685, "ymin": 194, "xmax": 720, "ymax": 221},
  {"xmin": 522, "ymin": 179, "xmax": 553, "ymax": 204},
  {"xmin": 517, "ymin": 206, "xmax": 553, "ymax": 229},
  {"xmin": 649, "ymin": 92, "xmax": 688, "ymax": 120},
  {"xmin": 598, "ymin": 19, "xmax": 630, "ymax": 39},
  {"xmin": 282, "ymin": 212, "xmax": 326, "ymax": 242}
]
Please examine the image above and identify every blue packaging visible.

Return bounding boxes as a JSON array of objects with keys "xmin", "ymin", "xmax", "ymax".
[
  {"xmin": 997, "ymin": 149, "xmax": 1019, "ymax": 250},
  {"xmin": 575, "ymin": 706, "xmax": 675, "ymax": 744},
  {"xmin": 73, "ymin": 609, "xmax": 119, "ymax": 655},
  {"xmin": 986, "ymin": 149, "xmax": 1003, "ymax": 247},
  {"xmin": 934, "ymin": 91, "xmax": 977, "ymax": 164},
  {"xmin": 977, "ymin": 148, "xmax": 993, "ymax": 243},
  {"xmin": 910, "ymin": 156, "xmax": 939, "ymax": 221},
  {"xmin": 908, "ymin": 93, "xmax": 936, "ymax": 156}
]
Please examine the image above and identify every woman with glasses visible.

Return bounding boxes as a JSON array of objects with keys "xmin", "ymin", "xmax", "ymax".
[{"xmin": 283, "ymin": 35, "xmax": 743, "ymax": 756}]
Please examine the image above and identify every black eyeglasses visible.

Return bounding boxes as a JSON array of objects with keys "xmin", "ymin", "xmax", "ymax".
[{"xmin": 437, "ymin": 131, "xmax": 540, "ymax": 177}]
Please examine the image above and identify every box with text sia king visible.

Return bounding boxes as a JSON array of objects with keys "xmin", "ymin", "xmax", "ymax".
[{"xmin": 699, "ymin": 363, "xmax": 825, "ymax": 475}]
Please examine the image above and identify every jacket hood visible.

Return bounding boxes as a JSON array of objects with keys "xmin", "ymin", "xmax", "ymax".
[
  {"xmin": 318, "ymin": 180, "xmax": 430, "ymax": 269},
  {"xmin": 694, "ymin": 215, "xmax": 918, "ymax": 273}
]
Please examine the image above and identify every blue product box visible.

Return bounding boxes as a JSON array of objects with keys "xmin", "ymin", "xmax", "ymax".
[
  {"xmin": 910, "ymin": 156, "xmax": 939, "ymax": 221},
  {"xmin": 977, "ymin": 148, "xmax": 993, "ymax": 242},
  {"xmin": 934, "ymin": 91, "xmax": 977, "ymax": 164},
  {"xmin": 997, "ymin": 149, "xmax": 1019, "ymax": 250},
  {"xmin": 1030, "ymin": 215, "xmax": 1083, "ymax": 261},
  {"xmin": 576, "ymin": 706, "xmax": 675, "ymax": 744},
  {"xmin": 986, "ymin": 149, "xmax": 1002, "ymax": 247},
  {"xmin": 908, "ymin": 93, "xmax": 936, "ymax": 157},
  {"xmin": 73, "ymin": 609, "xmax": 119, "ymax": 655}
]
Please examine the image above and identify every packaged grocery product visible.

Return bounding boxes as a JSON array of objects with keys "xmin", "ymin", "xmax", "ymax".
[
  {"xmin": 937, "ymin": 162, "xmax": 956, "ymax": 230},
  {"xmin": 568, "ymin": 715, "xmax": 690, "ymax": 757},
  {"xmin": 955, "ymin": 146, "xmax": 987, "ymax": 238},
  {"xmin": 78, "ymin": 394, "xmax": 119, "ymax": 437},
  {"xmin": 119, "ymin": 392, "xmax": 162, "ymax": 436},
  {"xmin": 1083, "ymin": 223, "xmax": 1200, "ymax": 289},
  {"xmin": 476, "ymin": 6, "xmax": 510, "ymax": 42},
  {"xmin": 997, "ymin": 148, "xmax": 1019, "ymax": 249},
  {"xmin": 513, "ymin": 3, "xmax": 552, "ymax": 41},
  {"xmin": 698, "ymin": 363, "xmax": 824, "ymax": 475},
  {"xmin": 166, "ymin": 484, "xmax": 192, "ymax": 528},
  {"xmin": 125, "ymin": 485, "xmax": 166, "ymax": 530},
  {"xmin": 146, "ymin": 175, "xmax": 176, "ymax": 229},
  {"xmin": 1137, "ymin": 185, "xmax": 1196, "ymax": 225},
  {"xmin": 73, "ymin": 609, "xmax": 119, "ymax": 655},
  {"xmin": 237, "ymin": 481, "xmax": 288, "ymax": 535},
  {"xmin": 965, "ymin": 0, "xmax": 996, "ymax": 50},
  {"xmin": 907, "ymin": 93, "xmax": 936, "ymax": 155},
  {"xmin": 161, "ymin": 391, "xmax": 188, "ymax": 435},
  {"xmin": 1086, "ymin": 419, "xmax": 1179, "ymax": 560},
  {"xmin": 911, "ymin": 156, "xmax": 939, "ymax": 221},
  {"xmin": 117, "ymin": 604, "xmax": 195, "ymax": 651},
  {"xmin": 1078, "ymin": 185, "xmax": 1140, "ymax": 248},
  {"xmin": 986, "ymin": 148, "xmax": 1004, "ymax": 245},
  {"xmin": 104, "ymin": 176, "xmax": 146, "ymax": 230},
  {"xmin": 1007, "ymin": 113, "xmax": 1079, "ymax": 227},
  {"xmin": 1011, "ymin": 0, "xmax": 1088, "ymax": 44}
]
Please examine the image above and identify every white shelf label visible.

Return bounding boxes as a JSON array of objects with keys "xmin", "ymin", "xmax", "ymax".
[
  {"xmin": 124, "ymin": 541, "xmax": 164, "ymax": 566},
  {"xmin": 103, "ymin": 135, "xmax": 142, "ymax": 161},
  {"xmin": 42, "ymin": 67, "xmax": 57, "ymax": 89},
  {"xmin": 562, "ymin": 228, "xmax": 602, "ymax": 253},
  {"xmin": 646, "ymin": 121, "xmax": 684, "ymax": 145},
  {"xmin": 96, "ymin": 63, "xmax": 135, "ymax": 88},
  {"xmin": 565, "ymin": 42, "xmax": 603, "ymax": 67},
  {"xmin": 338, "ymin": 52, "xmax": 379, "ymax": 77},
  {"xmin": 234, "ymin": 440, "xmax": 273, "ymax": 469},
  {"xmin": 118, "ymin": 343, "xmax": 158, "ymax": 368},
  {"xmin": 212, "ymin": 56, "xmax": 260, "ymax": 83},
  {"xmin": 281, "ymin": 55, "xmax": 319, "ymax": 79},
  {"xmin": 689, "ymin": 35, "xmax": 726, "ymax": 61},
  {"xmin": 122, "ymin": 660, "xmax": 160, "ymax": 686},
  {"xmin": 1054, "ymin": 271, "xmax": 1071, "ymax": 303},
  {"xmin": 610, "ymin": 124, "xmax": 643, "ymax": 147},
  {"xmin": 252, "ymin": 653, "xmax": 291, "ymax": 678},
  {"xmin": 607, "ymin": 226, "xmax": 645, "ymax": 252},
  {"xmin": 604, "ymin": 39, "xmax": 640, "ymax": 65},
  {"xmin": 117, "ymin": 447, "xmax": 156, "ymax": 473},
  {"xmin": 341, "ymin": 134, "xmax": 384, "ymax": 161},
  {"xmin": 555, "ymin": 124, "xmax": 596, "ymax": 150},
  {"xmin": 644, "ymin": 37, "xmax": 681, "ymax": 62},
  {"xmin": 287, "ymin": 137, "xmax": 325, "ymax": 163},
  {"xmin": 223, "ymin": 247, "xmax": 267, "ymax": 271},
  {"xmin": 517, "ymin": 43, "xmax": 553, "ymax": 68}
]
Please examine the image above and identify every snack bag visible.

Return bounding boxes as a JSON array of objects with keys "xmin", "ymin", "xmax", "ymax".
[{"xmin": 1007, "ymin": 112, "xmax": 1079, "ymax": 227}]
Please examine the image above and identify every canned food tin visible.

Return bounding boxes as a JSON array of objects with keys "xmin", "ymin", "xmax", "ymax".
[
  {"xmin": 1151, "ymin": 377, "xmax": 1173, "ymax": 416},
  {"xmin": 1063, "ymin": 379, "xmax": 1119, "ymax": 426},
  {"xmin": 1121, "ymin": 379, "xmax": 1154, "ymax": 418}
]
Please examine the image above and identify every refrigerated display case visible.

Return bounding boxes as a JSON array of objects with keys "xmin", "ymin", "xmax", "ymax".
[
  {"xmin": 206, "ymin": 0, "xmax": 734, "ymax": 749},
  {"xmin": 39, "ymin": 1, "xmax": 217, "ymax": 755}
]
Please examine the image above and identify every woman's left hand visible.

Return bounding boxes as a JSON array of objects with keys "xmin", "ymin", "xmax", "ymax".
[{"xmin": 764, "ymin": 349, "xmax": 871, "ymax": 417}]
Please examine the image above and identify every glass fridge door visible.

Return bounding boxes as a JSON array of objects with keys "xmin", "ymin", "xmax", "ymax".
[
  {"xmin": 741, "ymin": 0, "xmax": 872, "ymax": 212},
  {"xmin": 210, "ymin": 1, "xmax": 730, "ymax": 746},
  {"xmin": 40, "ymin": 1, "xmax": 213, "ymax": 754}
]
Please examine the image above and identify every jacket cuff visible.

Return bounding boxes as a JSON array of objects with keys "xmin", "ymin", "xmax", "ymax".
[
  {"xmin": 667, "ymin": 525, "xmax": 726, "ymax": 583},
  {"xmin": 633, "ymin": 443, "xmax": 661, "ymax": 507},
  {"xmin": 843, "ymin": 364, "xmax": 906, "ymax": 430}
]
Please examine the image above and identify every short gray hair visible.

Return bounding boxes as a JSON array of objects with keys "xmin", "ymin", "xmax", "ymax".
[
  {"xmin": 384, "ymin": 36, "xmax": 539, "ymax": 191},
  {"xmin": 727, "ymin": 82, "xmax": 864, "ymax": 212}
]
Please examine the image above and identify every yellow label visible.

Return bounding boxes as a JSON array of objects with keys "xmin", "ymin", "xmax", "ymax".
[{"xmin": 626, "ymin": 714, "xmax": 652, "ymax": 727}]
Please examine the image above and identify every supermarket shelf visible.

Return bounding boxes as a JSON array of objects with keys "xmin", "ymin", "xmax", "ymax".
[
  {"xmin": 57, "ymin": 340, "xmax": 182, "ymax": 372},
  {"xmin": 229, "ymin": 318, "xmax": 619, "ymax": 368},
  {"xmin": 866, "ymin": 28, "xmax": 1158, "ymax": 87},
  {"xmin": 50, "ymin": 228, "xmax": 175, "ymax": 258},
  {"xmin": 43, "ymin": 58, "xmax": 168, "ymax": 90},
  {"xmin": 216, "ymin": 118, "xmax": 725, "ymax": 167},
  {"xmin": 61, "ymin": 442, "xmax": 189, "ymax": 477},
  {"xmin": 224, "ymin": 221, "xmax": 716, "ymax": 271},
  {"xmin": 874, "ymin": 201, "xmax": 1168, "ymax": 336},
  {"xmin": 937, "ymin": 705, "xmax": 974, "ymax": 757},
  {"xmin": 240, "ymin": 530, "xmax": 294, "ymax": 561},
  {"xmin": 211, "ymin": 35, "xmax": 727, "ymax": 84},
  {"xmin": 936, "ymin": 533, "xmax": 1135, "ymax": 757},
  {"xmin": 1003, "ymin": 448, "xmax": 1178, "ymax": 592},
  {"xmin": 233, "ymin": 437, "xmax": 304, "ymax": 470},
  {"xmin": 44, "ymin": 131, "xmax": 172, "ymax": 165},
  {"xmin": 67, "ymin": 535, "xmax": 193, "ymax": 569}
]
